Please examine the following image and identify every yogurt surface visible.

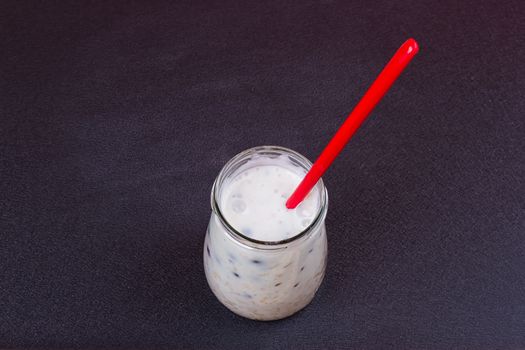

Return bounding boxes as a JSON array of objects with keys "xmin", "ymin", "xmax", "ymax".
[{"xmin": 220, "ymin": 165, "xmax": 319, "ymax": 241}]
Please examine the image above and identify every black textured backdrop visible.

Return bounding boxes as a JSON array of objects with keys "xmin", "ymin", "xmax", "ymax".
[{"xmin": 2, "ymin": 0, "xmax": 524, "ymax": 348}]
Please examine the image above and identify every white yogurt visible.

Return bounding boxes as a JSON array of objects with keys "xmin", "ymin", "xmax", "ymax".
[
  {"xmin": 204, "ymin": 148, "xmax": 328, "ymax": 321},
  {"xmin": 220, "ymin": 165, "xmax": 319, "ymax": 242}
]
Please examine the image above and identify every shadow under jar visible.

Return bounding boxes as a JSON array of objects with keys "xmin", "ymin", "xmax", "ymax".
[{"xmin": 203, "ymin": 146, "xmax": 328, "ymax": 321}]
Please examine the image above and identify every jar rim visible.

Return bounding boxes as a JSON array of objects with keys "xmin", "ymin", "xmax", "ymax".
[{"xmin": 211, "ymin": 145, "xmax": 328, "ymax": 250}]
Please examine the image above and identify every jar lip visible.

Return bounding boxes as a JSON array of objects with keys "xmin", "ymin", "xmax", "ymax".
[{"xmin": 211, "ymin": 145, "xmax": 328, "ymax": 249}]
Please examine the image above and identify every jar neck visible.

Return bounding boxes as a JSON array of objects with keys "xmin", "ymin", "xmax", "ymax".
[{"xmin": 211, "ymin": 146, "xmax": 328, "ymax": 250}]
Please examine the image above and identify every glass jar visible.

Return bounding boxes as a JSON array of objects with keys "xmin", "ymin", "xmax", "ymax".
[{"xmin": 203, "ymin": 146, "xmax": 328, "ymax": 321}]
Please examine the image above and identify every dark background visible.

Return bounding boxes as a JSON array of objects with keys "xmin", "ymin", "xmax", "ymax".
[{"xmin": 2, "ymin": 0, "xmax": 524, "ymax": 348}]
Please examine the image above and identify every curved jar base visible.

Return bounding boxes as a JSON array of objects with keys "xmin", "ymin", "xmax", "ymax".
[{"xmin": 207, "ymin": 272, "xmax": 325, "ymax": 321}]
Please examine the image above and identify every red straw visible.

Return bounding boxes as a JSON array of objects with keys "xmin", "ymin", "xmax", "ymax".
[{"xmin": 286, "ymin": 38, "xmax": 419, "ymax": 209}]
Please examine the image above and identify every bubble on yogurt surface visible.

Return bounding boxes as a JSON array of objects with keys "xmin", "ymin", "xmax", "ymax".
[
  {"xmin": 297, "ymin": 206, "xmax": 313, "ymax": 218},
  {"xmin": 232, "ymin": 199, "xmax": 247, "ymax": 213}
]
